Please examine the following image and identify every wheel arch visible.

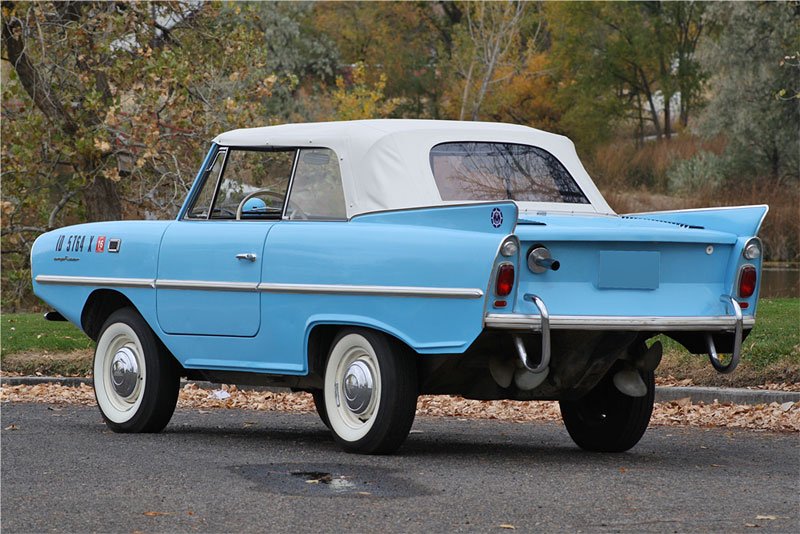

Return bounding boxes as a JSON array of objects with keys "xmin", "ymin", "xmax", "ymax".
[
  {"xmin": 83, "ymin": 289, "xmax": 184, "ymax": 373},
  {"xmin": 305, "ymin": 319, "xmax": 418, "ymax": 378},
  {"xmin": 81, "ymin": 289, "xmax": 137, "ymax": 341}
]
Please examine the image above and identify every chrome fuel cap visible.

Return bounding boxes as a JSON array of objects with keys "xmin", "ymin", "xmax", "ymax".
[
  {"xmin": 343, "ymin": 360, "xmax": 374, "ymax": 415},
  {"xmin": 110, "ymin": 346, "xmax": 139, "ymax": 398}
]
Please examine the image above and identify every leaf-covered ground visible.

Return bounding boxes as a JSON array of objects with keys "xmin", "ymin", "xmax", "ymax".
[{"xmin": 2, "ymin": 383, "xmax": 797, "ymax": 433}]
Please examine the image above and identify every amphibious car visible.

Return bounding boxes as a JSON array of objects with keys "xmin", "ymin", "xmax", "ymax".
[{"xmin": 31, "ymin": 120, "xmax": 767, "ymax": 453}]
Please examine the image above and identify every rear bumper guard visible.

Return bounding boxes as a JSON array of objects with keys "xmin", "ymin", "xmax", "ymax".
[{"xmin": 486, "ymin": 294, "xmax": 750, "ymax": 374}]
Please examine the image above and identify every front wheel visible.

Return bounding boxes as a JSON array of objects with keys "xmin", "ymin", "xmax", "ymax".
[
  {"xmin": 93, "ymin": 308, "xmax": 180, "ymax": 433},
  {"xmin": 323, "ymin": 328, "xmax": 418, "ymax": 454},
  {"xmin": 559, "ymin": 367, "xmax": 654, "ymax": 452}
]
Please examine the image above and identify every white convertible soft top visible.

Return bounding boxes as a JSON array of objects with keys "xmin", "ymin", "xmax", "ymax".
[{"xmin": 212, "ymin": 119, "xmax": 614, "ymax": 218}]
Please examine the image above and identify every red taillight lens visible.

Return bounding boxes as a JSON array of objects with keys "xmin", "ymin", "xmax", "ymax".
[
  {"xmin": 496, "ymin": 264, "xmax": 515, "ymax": 296},
  {"xmin": 738, "ymin": 265, "xmax": 757, "ymax": 298}
]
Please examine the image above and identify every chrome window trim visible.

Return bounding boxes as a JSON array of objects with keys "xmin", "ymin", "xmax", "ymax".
[
  {"xmin": 281, "ymin": 149, "xmax": 302, "ymax": 220},
  {"xmin": 257, "ymin": 282, "xmax": 484, "ymax": 299},
  {"xmin": 35, "ymin": 275, "xmax": 155, "ymax": 288},
  {"xmin": 484, "ymin": 313, "xmax": 756, "ymax": 331},
  {"xmin": 205, "ymin": 148, "xmax": 229, "ymax": 220}
]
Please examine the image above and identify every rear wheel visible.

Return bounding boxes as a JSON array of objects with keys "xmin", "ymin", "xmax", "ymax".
[
  {"xmin": 559, "ymin": 367, "xmax": 654, "ymax": 452},
  {"xmin": 93, "ymin": 308, "xmax": 180, "ymax": 433},
  {"xmin": 323, "ymin": 328, "xmax": 417, "ymax": 454}
]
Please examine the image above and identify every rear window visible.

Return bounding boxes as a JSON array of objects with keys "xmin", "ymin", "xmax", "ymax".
[{"xmin": 430, "ymin": 142, "xmax": 589, "ymax": 204}]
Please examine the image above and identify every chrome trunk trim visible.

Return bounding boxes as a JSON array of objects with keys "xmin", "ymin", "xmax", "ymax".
[{"xmin": 484, "ymin": 313, "xmax": 755, "ymax": 331}]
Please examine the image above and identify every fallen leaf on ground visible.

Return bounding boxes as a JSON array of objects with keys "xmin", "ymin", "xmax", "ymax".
[
  {"xmin": 143, "ymin": 511, "xmax": 170, "ymax": 517},
  {"xmin": 3, "ymin": 383, "xmax": 799, "ymax": 432},
  {"xmin": 755, "ymin": 515, "xmax": 777, "ymax": 520},
  {"xmin": 499, "ymin": 524, "xmax": 516, "ymax": 530},
  {"xmin": 4, "ymin": 424, "xmax": 18, "ymax": 430}
]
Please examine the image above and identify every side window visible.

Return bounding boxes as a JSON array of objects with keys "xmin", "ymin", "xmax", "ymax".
[
  {"xmin": 186, "ymin": 150, "xmax": 226, "ymax": 219},
  {"xmin": 186, "ymin": 148, "xmax": 296, "ymax": 220},
  {"xmin": 286, "ymin": 148, "xmax": 347, "ymax": 220},
  {"xmin": 430, "ymin": 142, "xmax": 589, "ymax": 204}
]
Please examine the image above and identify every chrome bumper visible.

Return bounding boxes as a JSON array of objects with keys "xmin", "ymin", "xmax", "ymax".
[
  {"xmin": 484, "ymin": 314, "xmax": 754, "ymax": 332},
  {"xmin": 487, "ymin": 294, "xmax": 750, "ymax": 374}
]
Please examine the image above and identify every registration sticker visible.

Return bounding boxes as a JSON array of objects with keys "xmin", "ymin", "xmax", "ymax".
[{"xmin": 95, "ymin": 236, "xmax": 106, "ymax": 253}]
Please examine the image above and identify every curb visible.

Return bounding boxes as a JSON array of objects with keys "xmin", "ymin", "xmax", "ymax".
[
  {"xmin": 3, "ymin": 376, "xmax": 798, "ymax": 405},
  {"xmin": 654, "ymin": 386, "xmax": 799, "ymax": 405}
]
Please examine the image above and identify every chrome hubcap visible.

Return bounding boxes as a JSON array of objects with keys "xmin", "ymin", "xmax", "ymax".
[
  {"xmin": 342, "ymin": 360, "xmax": 373, "ymax": 415},
  {"xmin": 110, "ymin": 346, "xmax": 139, "ymax": 398}
]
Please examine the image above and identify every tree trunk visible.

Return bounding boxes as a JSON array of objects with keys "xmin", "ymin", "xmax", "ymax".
[
  {"xmin": 2, "ymin": 11, "xmax": 77, "ymax": 134},
  {"xmin": 82, "ymin": 176, "xmax": 123, "ymax": 222},
  {"xmin": 663, "ymin": 93, "xmax": 672, "ymax": 139},
  {"xmin": 636, "ymin": 92, "xmax": 645, "ymax": 148},
  {"xmin": 459, "ymin": 61, "xmax": 474, "ymax": 121},
  {"xmin": 680, "ymin": 95, "xmax": 689, "ymax": 128},
  {"xmin": 640, "ymin": 70, "xmax": 662, "ymax": 139}
]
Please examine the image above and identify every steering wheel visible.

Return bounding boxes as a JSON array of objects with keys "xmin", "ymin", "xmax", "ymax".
[{"xmin": 236, "ymin": 190, "xmax": 285, "ymax": 220}]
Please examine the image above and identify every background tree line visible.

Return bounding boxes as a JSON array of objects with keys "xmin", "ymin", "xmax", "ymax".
[{"xmin": 2, "ymin": 0, "xmax": 798, "ymax": 310}]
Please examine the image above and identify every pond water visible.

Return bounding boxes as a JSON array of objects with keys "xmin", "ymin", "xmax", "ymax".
[{"xmin": 761, "ymin": 267, "xmax": 799, "ymax": 298}]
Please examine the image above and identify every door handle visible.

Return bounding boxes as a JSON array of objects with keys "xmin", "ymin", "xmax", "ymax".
[{"xmin": 235, "ymin": 253, "xmax": 257, "ymax": 262}]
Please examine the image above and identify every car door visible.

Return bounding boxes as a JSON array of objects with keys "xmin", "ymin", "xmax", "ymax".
[{"xmin": 157, "ymin": 147, "xmax": 297, "ymax": 337}]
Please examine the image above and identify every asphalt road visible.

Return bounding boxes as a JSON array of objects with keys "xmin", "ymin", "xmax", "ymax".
[{"xmin": 2, "ymin": 403, "xmax": 798, "ymax": 533}]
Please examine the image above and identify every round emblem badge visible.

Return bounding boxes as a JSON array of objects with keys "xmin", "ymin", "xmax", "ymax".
[{"xmin": 490, "ymin": 208, "xmax": 504, "ymax": 228}]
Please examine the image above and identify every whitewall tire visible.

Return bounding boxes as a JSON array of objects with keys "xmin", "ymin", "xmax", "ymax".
[
  {"xmin": 93, "ymin": 308, "xmax": 179, "ymax": 433},
  {"xmin": 322, "ymin": 329, "xmax": 417, "ymax": 454}
]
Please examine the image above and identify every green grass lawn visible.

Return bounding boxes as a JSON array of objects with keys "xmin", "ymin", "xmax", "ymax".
[
  {"xmin": 659, "ymin": 298, "xmax": 800, "ymax": 370},
  {"xmin": 1, "ymin": 299, "xmax": 797, "ymax": 380},
  {"xmin": 2, "ymin": 312, "xmax": 94, "ymax": 356}
]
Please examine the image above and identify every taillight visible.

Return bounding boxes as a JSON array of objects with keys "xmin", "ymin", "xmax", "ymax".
[
  {"xmin": 496, "ymin": 264, "xmax": 514, "ymax": 296},
  {"xmin": 738, "ymin": 265, "xmax": 757, "ymax": 298}
]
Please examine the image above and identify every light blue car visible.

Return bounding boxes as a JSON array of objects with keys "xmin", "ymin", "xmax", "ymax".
[{"xmin": 31, "ymin": 120, "xmax": 767, "ymax": 454}]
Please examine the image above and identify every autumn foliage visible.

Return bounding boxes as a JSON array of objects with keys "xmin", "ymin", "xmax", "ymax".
[{"xmin": 1, "ymin": 1, "xmax": 798, "ymax": 309}]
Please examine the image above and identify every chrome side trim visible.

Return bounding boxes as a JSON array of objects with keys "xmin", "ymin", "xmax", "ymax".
[
  {"xmin": 155, "ymin": 279, "xmax": 258, "ymax": 292},
  {"xmin": 485, "ymin": 313, "xmax": 756, "ymax": 331},
  {"xmin": 35, "ymin": 275, "xmax": 155, "ymax": 288},
  {"xmin": 33, "ymin": 275, "xmax": 485, "ymax": 298},
  {"xmin": 258, "ymin": 282, "xmax": 484, "ymax": 299}
]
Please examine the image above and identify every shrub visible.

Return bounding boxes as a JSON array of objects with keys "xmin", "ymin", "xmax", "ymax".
[{"xmin": 667, "ymin": 151, "xmax": 726, "ymax": 194}]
